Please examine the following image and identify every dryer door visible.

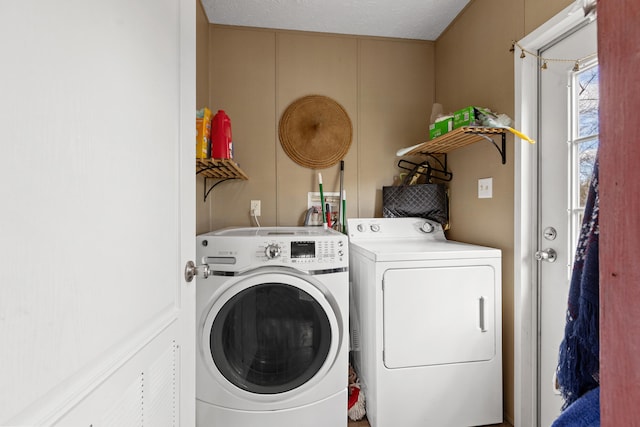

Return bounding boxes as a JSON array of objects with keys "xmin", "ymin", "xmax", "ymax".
[
  {"xmin": 383, "ymin": 265, "xmax": 496, "ymax": 368},
  {"xmin": 202, "ymin": 272, "xmax": 340, "ymax": 396}
]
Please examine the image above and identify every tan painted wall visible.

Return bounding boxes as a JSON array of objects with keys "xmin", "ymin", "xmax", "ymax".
[
  {"xmin": 435, "ymin": 0, "xmax": 572, "ymax": 421},
  {"xmin": 195, "ymin": 1, "xmax": 210, "ymax": 234},
  {"xmin": 195, "ymin": 0, "xmax": 573, "ymax": 422},
  {"xmin": 196, "ymin": 26, "xmax": 434, "ymax": 232},
  {"xmin": 196, "ymin": 0, "xmax": 209, "ymax": 110}
]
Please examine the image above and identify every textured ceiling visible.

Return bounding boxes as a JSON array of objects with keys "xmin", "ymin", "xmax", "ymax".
[{"xmin": 200, "ymin": 0, "xmax": 471, "ymax": 41}]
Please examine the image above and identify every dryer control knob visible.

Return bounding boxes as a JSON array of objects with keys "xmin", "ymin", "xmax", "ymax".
[
  {"xmin": 357, "ymin": 224, "xmax": 365, "ymax": 232},
  {"xmin": 265, "ymin": 244, "xmax": 281, "ymax": 259},
  {"xmin": 420, "ymin": 222, "xmax": 434, "ymax": 233},
  {"xmin": 370, "ymin": 224, "xmax": 380, "ymax": 232}
]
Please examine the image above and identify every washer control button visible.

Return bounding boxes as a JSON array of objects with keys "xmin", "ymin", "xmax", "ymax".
[
  {"xmin": 370, "ymin": 224, "xmax": 380, "ymax": 232},
  {"xmin": 265, "ymin": 244, "xmax": 281, "ymax": 259}
]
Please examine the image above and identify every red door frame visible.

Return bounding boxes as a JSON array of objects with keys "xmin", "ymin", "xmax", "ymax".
[{"xmin": 599, "ymin": 0, "xmax": 640, "ymax": 424}]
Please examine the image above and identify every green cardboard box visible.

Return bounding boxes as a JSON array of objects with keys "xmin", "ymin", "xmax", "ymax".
[
  {"xmin": 429, "ymin": 117, "xmax": 453, "ymax": 139},
  {"xmin": 453, "ymin": 106, "xmax": 482, "ymax": 128}
]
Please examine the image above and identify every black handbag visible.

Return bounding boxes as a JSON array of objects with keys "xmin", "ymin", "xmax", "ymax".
[{"xmin": 382, "ymin": 182, "xmax": 449, "ymax": 226}]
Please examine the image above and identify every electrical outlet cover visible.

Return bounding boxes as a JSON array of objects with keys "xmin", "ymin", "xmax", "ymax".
[{"xmin": 250, "ymin": 200, "xmax": 261, "ymax": 216}]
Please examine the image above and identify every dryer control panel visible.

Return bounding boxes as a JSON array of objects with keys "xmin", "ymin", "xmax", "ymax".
[{"xmin": 347, "ymin": 217, "xmax": 446, "ymax": 241}]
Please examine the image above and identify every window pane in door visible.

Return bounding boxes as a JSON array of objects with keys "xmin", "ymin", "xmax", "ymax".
[
  {"xmin": 579, "ymin": 138, "xmax": 599, "ymax": 206},
  {"xmin": 570, "ymin": 62, "xmax": 599, "ymax": 264},
  {"xmin": 577, "ymin": 66, "xmax": 599, "ymax": 138}
]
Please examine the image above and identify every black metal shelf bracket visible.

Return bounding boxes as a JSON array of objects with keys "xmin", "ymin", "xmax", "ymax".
[
  {"xmin": 202, "ymin": 177, "xmax": 233, "ymax": 202},
  {"xmin": 197, "ymin": 165, "xmax": 235, "ymax": 202},
  {"xmin": 465, "ymin": 130, "xmax": 507, "ymax": 164}
]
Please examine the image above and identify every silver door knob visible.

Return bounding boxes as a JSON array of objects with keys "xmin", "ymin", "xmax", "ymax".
[
  {"xmin": 184, "ymin": 261, "xmax": 210, "ymax": 282},
  {"xmin": 535, "ymin": 248, "xmax": 557, "ymax": 263}
]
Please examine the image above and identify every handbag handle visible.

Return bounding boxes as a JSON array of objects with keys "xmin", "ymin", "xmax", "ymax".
[
  {"xmin": 397, "ymin": 158, "xmax": 453, "ymax": 182},
  {"xmin": 402, "ymin": 162, "xmax": 432, "ymax": 185}
]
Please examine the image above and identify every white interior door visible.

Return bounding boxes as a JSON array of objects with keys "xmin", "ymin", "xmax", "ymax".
[
  {"xmin": 0, "ymin": 1, "xmax": 195, "ymax": 425},
  {"xmin": 537, "ymin": 21, "xmax": 598, "ymax": 427}
]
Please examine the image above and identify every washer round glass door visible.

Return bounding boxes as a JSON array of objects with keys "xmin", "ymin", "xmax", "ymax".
[{"xmin": 204, "ymin": 272, "xmax": 339, "ymax": 395}]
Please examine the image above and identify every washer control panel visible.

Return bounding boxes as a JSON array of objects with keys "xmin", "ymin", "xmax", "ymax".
[
  {"xmin": 256, "ymin": 238, "xmax": 345, "ymax": 264},
  {"xmin": 196, "ymin": 227, "xmax": 348, "ymax": 272}
]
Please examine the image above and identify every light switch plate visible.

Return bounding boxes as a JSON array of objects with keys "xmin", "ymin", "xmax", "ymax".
[{"xmin": 478, "ymin": 178, "xmax": 493, "ymax": 199}]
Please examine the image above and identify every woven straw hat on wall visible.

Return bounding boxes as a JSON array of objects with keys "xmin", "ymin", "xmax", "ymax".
[{"xmin": 279, "ymin": 95, "xmax": 353, "ymax": 169}]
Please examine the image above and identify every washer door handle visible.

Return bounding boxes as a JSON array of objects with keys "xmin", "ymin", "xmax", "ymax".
[{"xmin": 184, "ymin": 261, "xmax": 210, "ymax": 282}]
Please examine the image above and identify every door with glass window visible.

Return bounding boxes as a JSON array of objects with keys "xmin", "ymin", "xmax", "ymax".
[{"xmin": 538, "ymin": 20, "xmax": 598, "ymax": 426}]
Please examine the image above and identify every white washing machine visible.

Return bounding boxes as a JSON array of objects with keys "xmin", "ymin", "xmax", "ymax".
[
  {"xmin": 195, "ymin": 226, "xmax": 348, "ymax": 427},
  {"xmin": 347, "ymin": 217, "xmax": 502, "ymax": 427}
]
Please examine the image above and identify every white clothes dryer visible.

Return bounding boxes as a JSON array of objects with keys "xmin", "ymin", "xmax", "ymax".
[
  {"xmin": 347, "ymin": 217, "xmax": 503, "ymax": 427},
  {"xmin": 195, "ymin": 226, "xmax": 348, "ymax": 427}
]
